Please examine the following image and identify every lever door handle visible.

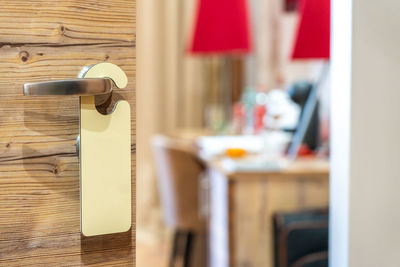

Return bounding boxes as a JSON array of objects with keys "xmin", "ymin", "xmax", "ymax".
[{"xmin": 23, "ymin": 78, "xmax": 112, "ymax": 96}]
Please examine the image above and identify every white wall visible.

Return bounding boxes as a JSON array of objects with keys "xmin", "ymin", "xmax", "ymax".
[{"xmin": 330, "ymin": 0, "xmax": 400, "ymax": 266}]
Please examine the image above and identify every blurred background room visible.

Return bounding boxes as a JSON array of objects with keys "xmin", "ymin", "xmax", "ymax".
[
  {"xmin": 137, "ymin": 0, "xmax": 331, "ymax": 266},
  {"xmin": 137, "ymin": 0, "xmax": 400, "ymax": 265}
]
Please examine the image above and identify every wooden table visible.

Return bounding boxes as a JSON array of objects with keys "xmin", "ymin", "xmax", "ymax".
[{"xmin": 207, "ymin": 158, "xmax": 330, "ymax": 267}]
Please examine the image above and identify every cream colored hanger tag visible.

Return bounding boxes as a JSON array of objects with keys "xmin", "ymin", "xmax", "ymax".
[{"xmin": 79, "ymin": 63, "xmax": 131, "ymax": 236}]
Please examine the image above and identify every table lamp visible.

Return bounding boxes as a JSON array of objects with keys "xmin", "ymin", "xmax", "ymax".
[
  {"xmin": 188, "ymin": 0, "xmax": 251, "ymax": 54},
  {"xmin": 188, "ymin": 0, "xmax": 252, "ymax": 132}
]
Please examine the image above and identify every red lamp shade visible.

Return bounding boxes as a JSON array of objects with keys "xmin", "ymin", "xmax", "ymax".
[
  {"xmin": 189, "ymin": 0, "xmax": 252, "ymax": 54},
  {"xmin": 291, "ymin": 0, "xmax": 330, "ymax": 60}
]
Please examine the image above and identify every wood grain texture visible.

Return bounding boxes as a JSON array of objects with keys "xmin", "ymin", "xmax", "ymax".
[
  {"xmin": 0, "ymin": 0, "xmax": 135, "ymax": 45},
  {"xmin": 0, "ymin": 1, "xmax": 136, "ymax": 266}
]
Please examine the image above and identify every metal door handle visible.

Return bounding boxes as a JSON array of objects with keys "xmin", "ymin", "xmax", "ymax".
[{"xmin": 23, "ymin": 78, "xmax": 113, "ymax": 96}]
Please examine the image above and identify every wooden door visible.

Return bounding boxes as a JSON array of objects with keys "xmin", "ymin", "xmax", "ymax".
[{"xmin": 0, "ymin": 1, "xmax": 136, "ymax": 266}]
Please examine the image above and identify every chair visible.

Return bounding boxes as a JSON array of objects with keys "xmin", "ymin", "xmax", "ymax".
[{"xmin": 151, "ymin": 135, "xmax": 207, "ymax": 267}]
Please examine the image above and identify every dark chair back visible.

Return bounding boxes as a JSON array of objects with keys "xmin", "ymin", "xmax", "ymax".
[{"xmin": 273, "ymin": 208, "xmax": 329, "ymax": 267}]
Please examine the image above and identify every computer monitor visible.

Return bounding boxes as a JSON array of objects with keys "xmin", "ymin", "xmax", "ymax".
[{"xmin": 287, "ymin": 64, "xmax": 330, "ymax": 159}]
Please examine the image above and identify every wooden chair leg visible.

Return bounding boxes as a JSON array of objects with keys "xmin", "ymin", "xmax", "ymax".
[
  {"xmin": 171, "ymin": 230, "xmax": 196, "ymax": 267},
  {"xmin": 169, "ymin": 230, "xmax": 180, "ymax": 267},
  {"xmin": 183, "ymin": 231, "xmax": 194, "ymax": 267}
]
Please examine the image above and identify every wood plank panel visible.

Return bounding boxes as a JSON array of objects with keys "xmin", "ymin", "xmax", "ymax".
[
  {"xmin": 233, "ymin": 180, "xmax": 301, "ymax": 267},
  {"xmin": 0, "ymin": 0, "xmax": 136, "ymax": 266},
  {"xmin": 0, "ymin": 0, "xmax": 135, "ymax": 45}
]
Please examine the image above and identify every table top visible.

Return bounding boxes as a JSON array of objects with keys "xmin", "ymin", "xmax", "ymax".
[
  {"xmin": 208, "ymin": 157, "xmax": 330, "ymax": 181},
  {"xmin": 169, "ymin": 130, "xmax": 330, "ymax": 180}
]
